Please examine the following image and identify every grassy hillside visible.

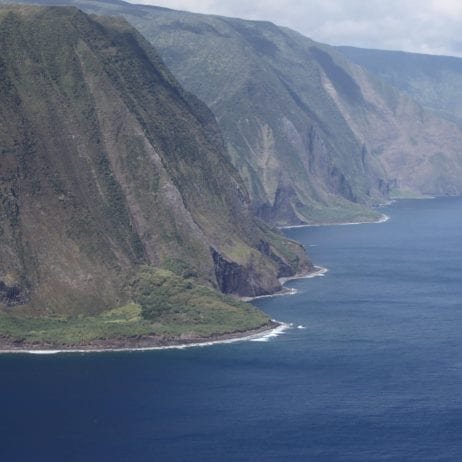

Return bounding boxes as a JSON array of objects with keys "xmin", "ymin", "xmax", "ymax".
[{"xmin": 0, "ymin": 268, "xmax": 271, "ymax": 348}]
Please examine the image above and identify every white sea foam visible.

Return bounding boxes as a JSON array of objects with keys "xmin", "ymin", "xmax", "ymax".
[
  {"xmin": 279, "ymin": 213, "xmax": 390, "ymax": 229},
  {"xmin": 249, "ymin": 322, "xmax": 290, "ymax": 342},
  {"xmin": 240, "ymin": 287, "xmax": 298, "ymax": 302},
  {"xmin": 28, "ymin": 350, "xmax": 62, "ymax": 355},
  {"xmin": 0, "ymin": 323, "xmax": 292, "ymax": 355},
  {"xmin": 278, "ymin": 266, "xmax": 328, "ymax": 285}
]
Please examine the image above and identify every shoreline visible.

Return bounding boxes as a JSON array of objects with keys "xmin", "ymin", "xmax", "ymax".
[
  {"xmin": 0, "ymin": 209, "xmax": 391, "ymax": 356},
  {"xmin": 0, "ymin": 265, "xmax": 328, "ymax": 355},
  {"xmin": 279, "ymin": 265, "xmax": 328, "ymax": 285},
  {"xmin": 0, "ymin": 321, "xmax": 290, "ymax": 355},
  {"xmin": 240, "ymin": 265, "xmax": 328, "ymax": 302},
  {"xmin": 279, "ymin": 213, "xmax": 390, "ymax": 229}
]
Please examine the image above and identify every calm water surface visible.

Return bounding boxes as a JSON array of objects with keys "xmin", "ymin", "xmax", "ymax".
[{"xmin": 2, "ymin": 198, "xmax": 462, "ymax": 461}]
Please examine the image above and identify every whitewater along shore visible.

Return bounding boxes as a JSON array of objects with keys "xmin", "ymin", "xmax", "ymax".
[
  {"xmin": 0, "ymin": 320, "xmax": 291, "ymax": 355},
  {"xmin": 279, "ymin": 213, "xmax": 390, "ymax": 229},
  {"xmin": 241, "ymin": 266, "xmax": 328, "ymax": 302},
  {"xmin": 0, "ymin": 263, "xmax": 326, "ymax": 354}
]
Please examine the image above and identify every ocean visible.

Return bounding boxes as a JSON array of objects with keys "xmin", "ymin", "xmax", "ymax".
[{"xmin": 2, "ymin": 197, "xmax": 462, "ymax": 461}]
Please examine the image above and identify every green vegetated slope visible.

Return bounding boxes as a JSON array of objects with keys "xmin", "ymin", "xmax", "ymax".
[
  {"xmin": 0, "ymin": 5, "xmax": 310, "ymax": 345},
  {"xmin": 16, "ymin": 0, "xmax": 462, "ymax": 222},
  {"xmin": 0, "ymin": 268, "xmax": 271, "ymax": 347},
  {"xmin": 338, "ymin": 46, "xmax": 462, "ymax": 124}
]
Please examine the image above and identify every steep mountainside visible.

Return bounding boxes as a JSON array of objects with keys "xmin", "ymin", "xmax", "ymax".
[
  {"xmin": 0, "ymin": 5, "xmax": 309, "ymax": 324},
  {"xmin": 10, "ymin": 0, "xmax": 462, "ymax": 222},
  {"xmin": 0, "ymin": 0, "xmax": 387, "ymax": 224},
  {"xmin": 338, "ymin": 46, "xmax": 462, "ymax": 124},
  {"xmin": 136, "ymin": 9, "xmax": 462, "ymax": 205}
]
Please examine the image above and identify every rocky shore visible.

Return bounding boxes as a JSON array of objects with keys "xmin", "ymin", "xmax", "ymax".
[{"xmin": 0, "ymin": 320, "xmax": 285, "ymax": 354}]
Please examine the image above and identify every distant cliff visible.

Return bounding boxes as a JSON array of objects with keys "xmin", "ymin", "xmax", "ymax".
[
  {"xmin": 139, "ymin": 9, "xmax": 462, "ymax": 213},
  {"xmin": 338, "ymin": 46, "xmax": 462, "ymax": 124},
  {"xmin": 4, "ymin": 1, "xmax": 462, "ymax": 224}
]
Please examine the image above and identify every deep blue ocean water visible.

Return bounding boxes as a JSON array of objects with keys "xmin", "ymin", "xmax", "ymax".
[{"xmin": 2, "ymin": 197, "xmax": 462, "ymax": 461}]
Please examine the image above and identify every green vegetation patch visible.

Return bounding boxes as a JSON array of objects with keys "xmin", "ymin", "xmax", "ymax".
[
  {"xmin": 0, "ymin": 267, "xmax": 270, "ymax": 347},
  {"xmin": 0, "ymin": 303, "xmax": 153, "ymax": 346},
  {"xmin": 389, "ymin": 189, "xmax": 432, "ymax": 200},
  {"xmin": 296, "ymin": 201, "xmax": 382, "ymax": 225},
  {"xmin": 132, "ymin": 266, "xmax": 269, "ymax": 332}
]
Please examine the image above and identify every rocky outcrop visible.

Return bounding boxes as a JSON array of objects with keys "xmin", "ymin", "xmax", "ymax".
[
  {"xmin": 212, "ymin": 249, "xmax": 280, "ymax": 297},
  {"xmin": 211, "ymin": 238, "xmax": 305, "ymax": 297},
  {"xmin": 0, "ymin": 280, "xmax": 27, "ymax": 306}
]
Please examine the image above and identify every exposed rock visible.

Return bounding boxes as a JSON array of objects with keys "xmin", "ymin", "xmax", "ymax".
[
  {"xmin": 0, "ymin": 281, "xmax": 27, "ymax": 306},
  {"xmin": 212, "ymin": 248, "xmax": 281, "ymax": 297}
]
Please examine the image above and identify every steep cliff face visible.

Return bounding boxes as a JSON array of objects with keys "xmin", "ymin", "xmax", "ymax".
[
  {"xmin": 0, "ymin": 5, "xmax": 310, "ymax": 315},
  {"xmin": 325, "ymin": 57, "xmax": 462, "ymax": 197},
  {"xmin": 139, "ymin": 13, "xmax": 390, "ymax": 225},
  {"xmin": 0, "ymin": 0, "xmax": 388, "ymax": 225},
  {"xmin": 142, "ymin": 10, "xmax": 462, "ymax": 206},
  {"xmin": 6, "ymin": 1, "xmax": 462, "ymax": 223}
]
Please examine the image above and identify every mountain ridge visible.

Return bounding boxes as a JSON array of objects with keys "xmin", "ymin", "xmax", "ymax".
[
  {"xmin": 0, "ymin": 5, "xmax": 310, "ymax": 344},
  {"xmin": 17, "ymin": 0, "xmax": 462, "ymax": 222}
]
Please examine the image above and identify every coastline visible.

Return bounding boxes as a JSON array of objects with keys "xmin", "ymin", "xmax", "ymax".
[
  {"xmin": 279, "ymin": 265, "xmax": 328, "ymax": 285},
  {"xmin": 0, "ymin": 321, "xmax": 290, "ymax": 355},
  {"xmin": 240, "ymin": 265, "xmax": 328, "ymax": 302},
  {"xmin": 0, "ymin": 263, "xmax": 327, "ymax": 355},
  {"xmin": 0, "ymin": 266, "xmax": 326, "ymax": 355},
  {"xmin": 279, "ymin": 213, "xmax": 390, "ymax": 230},
  {"xmin": 0, "ymin": 210, "xmax": 390, "ymax": 356}
]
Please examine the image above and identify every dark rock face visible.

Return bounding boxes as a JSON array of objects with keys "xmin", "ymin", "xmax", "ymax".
[
  {"xmin": 256, "ymin": 240, "xmax": 295, "ymax": 278},
  {"xmin": 212, "ymin": 249, "xmax": 250, "ymax": 295},
  {"xmin": 0, "ymin": 281, "xmax": 27, "ymax": 306},
  {"xmin": 328, "ymin": 166, "xmax": 356, "ymax": 202},
  {"xmin": 211, "ymin": 249, "xmax": 277, "ymax": 297},
  {"xmin": 256, "ymin": 184, "xmax": 304, "ymax": 225},
  {"xmin": 211, "ymin": 239, "xmax": 306, "ymax": 297}
]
